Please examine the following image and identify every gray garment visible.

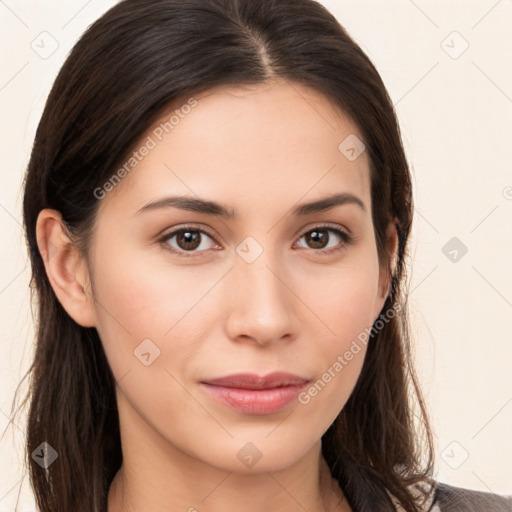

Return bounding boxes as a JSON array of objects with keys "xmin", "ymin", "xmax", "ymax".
[{"xmin": 431, "ymin": 482, "xmax": 512, "ymax": 512}]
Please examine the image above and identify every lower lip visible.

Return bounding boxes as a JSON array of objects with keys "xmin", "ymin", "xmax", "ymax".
[{"xmin": 200, "ymin": 383, "xmax": 307, "ymax": 415}]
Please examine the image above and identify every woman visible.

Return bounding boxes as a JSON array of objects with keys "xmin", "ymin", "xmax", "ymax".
[{"xmin": 10, "ymin": 0, "xmax": 511, "ymax": 510}]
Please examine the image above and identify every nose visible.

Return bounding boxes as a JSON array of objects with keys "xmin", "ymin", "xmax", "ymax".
[{"xmin": 224, "ymin": 251, "xmax": 298, "ymax": 347}]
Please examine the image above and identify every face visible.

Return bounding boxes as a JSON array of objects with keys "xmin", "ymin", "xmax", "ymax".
[{"xmin": 56, "ymin": 81, "xmax": 394, "ymax": 474}]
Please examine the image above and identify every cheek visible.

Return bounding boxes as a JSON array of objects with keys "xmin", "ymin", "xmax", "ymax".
[
  {"xmin": 90, "ymin": 258, "xmax": 209, "ymax": 434},
  {"xmin": 89, "ymin": 247, "xmax": 210, "ymax": 380},
  {"xmin": 297, "ymin": 256, "xmax": 380, "ymax": 342},
  {"xmin": 292, "ymin": 262, "xmax": 380, "ymax": 412}
]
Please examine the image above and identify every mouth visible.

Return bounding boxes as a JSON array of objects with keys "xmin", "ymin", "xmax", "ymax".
[{"xmin": 200, "ymin": 372, "xmax": 310, "ymax": 415}]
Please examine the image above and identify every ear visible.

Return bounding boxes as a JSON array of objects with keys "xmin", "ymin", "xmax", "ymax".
[
  {"xmin": 373, "ymin": 219, "xmax": 399, "ymax": 317},
  {"xmin": 35, "ymin": 209, "xmax": 97, "ymax": 327}
]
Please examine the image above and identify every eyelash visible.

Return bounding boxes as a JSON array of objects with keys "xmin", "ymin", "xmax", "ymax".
[{"xmin": 159, "ymin": 223, "xmax": 353, "ymax": 259}]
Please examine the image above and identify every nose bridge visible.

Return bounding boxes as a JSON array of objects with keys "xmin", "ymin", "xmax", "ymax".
[
  {"xmin": 226, "ymin": 235, "xmax": 295, "ymax": 342},
  {"xmin": 235, "ymin": 237, "xmax": 288, "ymax": 311}
]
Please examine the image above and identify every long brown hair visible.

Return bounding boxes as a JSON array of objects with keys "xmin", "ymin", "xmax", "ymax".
[{"xmin": 8, "ymin": 0, "xmax": 435, "ymax": 510}]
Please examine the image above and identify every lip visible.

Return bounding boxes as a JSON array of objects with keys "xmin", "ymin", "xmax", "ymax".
[{"xmin": 200, "ymin": 372, "xmax": 309, "ymax": 415}]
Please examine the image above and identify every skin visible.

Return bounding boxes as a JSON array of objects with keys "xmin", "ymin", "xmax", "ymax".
[{"xmin": 36, "ymin": 80, "xmax": 398, "ymax": 512}]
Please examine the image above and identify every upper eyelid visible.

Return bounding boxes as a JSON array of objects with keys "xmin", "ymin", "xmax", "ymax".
[{"xmin": 161, "ymin": 222, "xmax": 348, "ymax": 237}]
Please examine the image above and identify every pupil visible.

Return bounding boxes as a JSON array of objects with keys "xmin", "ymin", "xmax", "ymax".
[
  {"xmin": 308, "ymin": 229, "xmax": 327, "ymax": 249},
  {"xmin": 178, "ymin": 231, "xmax": 200, "ymax": 250}
]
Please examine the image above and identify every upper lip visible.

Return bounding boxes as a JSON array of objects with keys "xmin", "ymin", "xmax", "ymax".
[{"xmin": 201, "ymin": 372, "xmax": 309, "ymax": 390}]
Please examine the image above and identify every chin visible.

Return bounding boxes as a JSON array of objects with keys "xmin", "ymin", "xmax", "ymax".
[{"xmin": 190, "ymin": 433, "xmax": 318, "ymax": 475}]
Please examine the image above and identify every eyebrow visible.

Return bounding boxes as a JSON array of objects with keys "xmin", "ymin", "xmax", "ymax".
[{"xmin": 136, "ymin": 192, "xmax": 366, "ymax": 218}]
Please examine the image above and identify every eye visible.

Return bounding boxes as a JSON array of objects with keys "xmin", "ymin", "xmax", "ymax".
[
  {"xmin": 159, "ymin": 223, "xmax": 353, "ymax": 258},
  {"xmin": 160, "ymin": 227, "xmax": 219, "ymax": 257},
  {"xmin": 295, "ymin": 224, "xmax": 352, "ymax": 255}
]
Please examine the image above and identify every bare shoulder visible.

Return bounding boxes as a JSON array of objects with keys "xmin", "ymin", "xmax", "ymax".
[{"xmin": 432, "ymin": 481, "xmax": 512, "ymax": 512}]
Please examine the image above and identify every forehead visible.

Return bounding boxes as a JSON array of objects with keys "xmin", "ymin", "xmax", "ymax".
[{"xmin": 97, "ymin": 80, "xmax": 371, "ymax": 220}]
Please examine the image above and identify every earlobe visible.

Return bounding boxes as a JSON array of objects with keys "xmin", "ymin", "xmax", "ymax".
[{"xmin": 35, "ymin": 209, "xmax": 97, "ymax": 327}]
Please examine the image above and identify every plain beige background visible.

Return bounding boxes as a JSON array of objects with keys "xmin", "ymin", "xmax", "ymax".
[{"xmin": 1, "ymin": 1, "xmax": 511, "ymax": 510}]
